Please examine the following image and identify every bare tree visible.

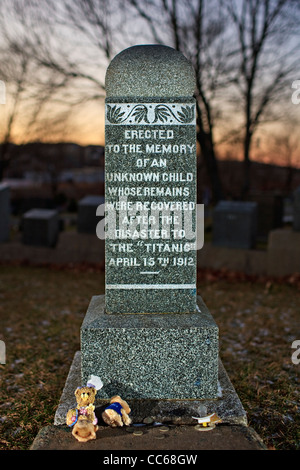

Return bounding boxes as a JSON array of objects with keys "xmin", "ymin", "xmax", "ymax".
[
  {"xmin": 4, "ymin": 0, "xmax": 127, "ymax": 99},
  {"xmin": 0, "ymin": 0, "xmax": 132, "ymax": 177},
  {"xmin": 2, "ymin": 0, "xmax": 299, "ymax": 199},
  {"xmin": 0, "ymin": 0, "xmax": 85, "ymax": 180},
  {"xmin": 129, "ymin": 0, "xmax": 229, "ymax": 201},
  {"xmin": 5, "ymin": 0, "xmax": 229, "ymax": 201},
  {"xmin": 222, "ymin": 0, "xmax": 300, "ymax": 196},
  {"xmin": 0, "ymin": 53, "xmax": 27, "ymax": 180}
]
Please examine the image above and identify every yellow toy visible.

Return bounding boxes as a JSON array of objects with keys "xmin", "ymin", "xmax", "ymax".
[
  {"xmin": 66, "ymin": 375, "xmax": 103, "ymax": 442},
  {"xmin": 102, "ymin": 395, "xmax": 132, "ymax": 428},
  {"xmin": 66, "ymin": 385, "xmax": 98, "ymax": 442},
  {"xmin": 192, "ymin": 413, "xmax": 222, "ymax": 428}
]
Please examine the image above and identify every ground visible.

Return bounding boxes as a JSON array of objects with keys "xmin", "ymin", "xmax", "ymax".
[{"xmin": 0, "ymin": 263, "xmax": 299, "ymax": 450}]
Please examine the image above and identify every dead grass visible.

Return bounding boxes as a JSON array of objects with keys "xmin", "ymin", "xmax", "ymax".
[
  {"xmin": 0, "ymin": 263, "xmax": 299, "ymax": 450},
  {"xmin": 0, "ymin": 263, "xmax": 105, "ymax": 450},
  {"xmin": 199, "ymin": 269, "xmax": 300, "ymax": 450}
]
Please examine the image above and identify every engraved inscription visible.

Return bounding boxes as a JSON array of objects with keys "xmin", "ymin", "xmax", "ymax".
[{"xmin": 105, "ymin": 100, "xmax": 197, "ymax": 296}]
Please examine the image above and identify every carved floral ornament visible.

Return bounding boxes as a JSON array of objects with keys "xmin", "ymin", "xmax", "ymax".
[{"xmin": 106, "ymin": 103, "xmax": 195, "ymax": 125}]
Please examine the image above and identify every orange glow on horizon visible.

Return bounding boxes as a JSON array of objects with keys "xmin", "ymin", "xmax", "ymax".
[{"xmin": 3, "ymin": 106, "xmax": 299, "ymax": 169}]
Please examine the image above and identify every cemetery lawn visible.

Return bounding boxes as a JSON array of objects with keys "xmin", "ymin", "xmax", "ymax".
[{"xmin": 0, "ymin": 264, "xmax": 299, "ymax": 450}]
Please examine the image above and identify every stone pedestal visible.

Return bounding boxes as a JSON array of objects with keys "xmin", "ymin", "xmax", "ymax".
[
  {"xmin": 80, "ymin": 295, "xmax": 219, "ymax": 400},
  {"xmin": 22, "ymin": 208, "xmax": 59, "ymax": 247},
  {"xmin": 54, "ymin": 351, "xmax": 247, "ymax": 427}
]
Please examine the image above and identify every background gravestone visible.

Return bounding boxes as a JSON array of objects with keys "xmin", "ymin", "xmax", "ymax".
[
  {"xmin": 247, "ymin": 191, "xmax": 283, "ymax": 242},
  {"xmin": 77, "ymin": 195, "xmax": 105, "ymax": 234},
  {"xmin": 212, "ymin": 200, "xmax": 257, "ymax": 249},
  {"xmin": 80, "ymin": 45, "xmax": 219, "ymax": 400},
  {"xmin": 22, "ymin": 208, "xmax": 59, "ymax": 247},
  {"xmin": 293, "ymin": 186, "xmax": 300, "ymax": 232},
  {"xmin": 0, "ymin": 183, "xmax": 10, "ymax": 242}
]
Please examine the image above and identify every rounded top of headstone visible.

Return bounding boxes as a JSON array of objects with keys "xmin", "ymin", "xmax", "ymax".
[{"xmin": 105, "ymin": 45, "xmax": 196, "ymax": 98}]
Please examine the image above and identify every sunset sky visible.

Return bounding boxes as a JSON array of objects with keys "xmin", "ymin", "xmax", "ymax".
[
  {"xmin": 0, "ymin": 0, "xmax": 299, "ymax": 169},
  {"xmin": 2, "ymin": 73, "xmax": 299, "ymax": 169}
]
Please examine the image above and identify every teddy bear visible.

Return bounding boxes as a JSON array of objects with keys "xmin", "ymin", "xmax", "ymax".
[
  {"xmin": 66, "ymin": 385, "xmax": 99, "ymax": 442},
  {"xmin": 70, "ymin": 415, "xmax": 98, "ymax": 442},
  {"xmin": 102, "ymin": 395, "xmax": 132, "ymax": 427}
]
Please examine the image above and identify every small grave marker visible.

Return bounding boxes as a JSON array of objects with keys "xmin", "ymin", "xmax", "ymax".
[
  {"xmin": 22, "ymin": 208, "xmax": 59, "ymax": 247},
  {"xmin": 293, "ymin": 186, "xmax": 300, "ymax": 231},
  {"xmin": 78, "ymin": 195, "xmax": 105, "ymax": 234},
  {"xmin": 212, "ymin": 200, "xmax": 257, "ymax": 249},
  {"xmin": 0, "ymin": 183, "xmax": 10, "ymax": 242}
]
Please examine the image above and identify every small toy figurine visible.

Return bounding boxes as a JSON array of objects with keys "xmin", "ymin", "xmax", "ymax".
[
  {"xmin": 70, "ymin": 414, "xmax": 98, "ymax": 443},
  {"xmin": 102, "ymin": 395, "xmax": 132, "ymax": 427},
  {"xmin": 66, "ymin": 375, "xmax": 103, "ymax": 442},
  {"xmin": 192, "ymin": 413, "xmax": 222, "ymax": 430}
]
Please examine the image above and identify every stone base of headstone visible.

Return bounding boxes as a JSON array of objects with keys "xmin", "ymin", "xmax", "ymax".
[
  {"xmin": 54, "ymin": 350, "xmax": 247, "ymax": 427},
  {"xmin": 80, "ymin": 295, "xmax": 218, "ymax": 400},
  {"xmin": 22, "ymin": 208, "xmax": 59, "ymax": 247}
]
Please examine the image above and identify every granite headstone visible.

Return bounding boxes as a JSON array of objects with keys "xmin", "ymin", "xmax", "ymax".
[
  {"xmin": 78, "ymin": 195, "xmax": 105, "ymax": 234},
  {"xmin": 212, "ymin": 200, "xmax": 257, "ymax": 249},
  {"xmin": 293, "ymin": 186, "xmax": 300, "ymax": 232},
  {"xmin": 22, "ymin": 208, "xmax": 59, "ymax": 247},
  {"xmin": 247, "ymin": 191, "xmax": 283, "ymax": 241},
  {"xmin": 81, "ymin": 45, "xmax": 219, "ymax": 400},
  {"xmin": 0, "ymin": 183, "xmax": 10, "ymax": 242},
  {"xmin": 104, "ymin": 45, "xmax": 197, "ymax": 314}
]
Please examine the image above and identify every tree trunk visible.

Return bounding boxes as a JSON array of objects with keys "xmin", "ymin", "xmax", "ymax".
[
  {"xmin": 0, "ymin": 143, "xmax": 10, "ymax": 182},
  {"xmin": 197, "ymin": 126, "xmax": 224, "ymax": 203},
  {"xmin": 242, "ymin": 127, "xmax": 252, "ymax": 198}
]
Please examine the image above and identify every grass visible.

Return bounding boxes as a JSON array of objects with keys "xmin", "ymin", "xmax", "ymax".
[
  {"xmin": 0, "ymin": 263, "xmax": 105, "ymax": 450},
  {"xmin": 0, "ymin": 263, "xmax": 299, "ymax": 450},
  {"xmin": 198, "ymin": 269, "xmax": 300, "ymax": 450}
]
